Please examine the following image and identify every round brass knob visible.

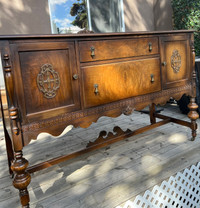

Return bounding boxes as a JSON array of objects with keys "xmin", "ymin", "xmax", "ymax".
[
  {"xmin": 162, "ymin": 62, "xmax": 167, "ymax": 66},
  {"xmin": 73, "ymin": 74, "xmax": 79, "ymax": 80}
]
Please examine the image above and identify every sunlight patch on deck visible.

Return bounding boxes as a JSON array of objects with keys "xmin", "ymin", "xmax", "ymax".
[
  {"xmin": 168, "ymin": 133, "xmax": 187, "ymax": 144},
  {"xmin": 36, "ymin": 125, "xmax": 73, "ymax": 140},
  {"xmin": 141, "ymin": 155, "xmax": 162, "ymax": 175},
  {"xmin": 67, "ymin": 164, "xmax": 95, "ymax": 182},
  {"xmin": 95, "ymin": 160, "xmax": 115, "ymax": 176}
]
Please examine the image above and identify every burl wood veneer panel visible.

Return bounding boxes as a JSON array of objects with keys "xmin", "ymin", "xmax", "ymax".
[{"xmin": 82, "ymin": 57, "xmax": 161, "ymax": 108}]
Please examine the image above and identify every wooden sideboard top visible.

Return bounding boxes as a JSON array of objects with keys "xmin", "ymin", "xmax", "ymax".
[{"xmin": 0, "ymin": 30, "xmax": 194, "ymax": 39}]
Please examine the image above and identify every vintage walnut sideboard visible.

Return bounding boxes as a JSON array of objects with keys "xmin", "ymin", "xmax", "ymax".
[{"xmin": 0, "ymin": 30, "xmax": 199, "ymax": 207}]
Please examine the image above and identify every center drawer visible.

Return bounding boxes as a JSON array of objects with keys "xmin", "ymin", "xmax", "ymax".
[
  {"xmin": 79, "ymin": 37, "xmax": 159, "ymax": 62},
  {"xmin": 82, "ymin": 58, "xmax": 161, "ymax": 108}
]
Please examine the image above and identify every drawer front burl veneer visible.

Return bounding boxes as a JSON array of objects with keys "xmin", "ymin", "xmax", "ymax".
[
  {"xmin": 160, "ymin": 35, "xmax": 191, "ymax": 89},
  {"xmin": 82, "ymin": 58, "xmax": 161, "ymax": 108},
  {"xmin": 10, "ymin": 41, "xmax": 80, "ymax": 122},
  {"xmin": 79, "ymin": 37, "xmax": 159, "ymax": 62}
]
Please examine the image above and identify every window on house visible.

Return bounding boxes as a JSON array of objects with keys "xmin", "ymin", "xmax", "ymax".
[
  {"xmin": 48, "ymin": 0, "xmax": 125, "ymax": 34},
  {"xmin": 87, "ymin": 0, "xmax": 125, "ymax": 33}
]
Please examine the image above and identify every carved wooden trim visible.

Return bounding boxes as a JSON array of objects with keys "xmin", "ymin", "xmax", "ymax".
[
  {"xmin": 3, "ymin": 54, "xmax": 13, "ymax": 103},
  {"xmin": 3, "ymin": 54, "xmax": 20, "ymax": 136},
  {"xmin": 22, "ymin": 84, "xmax": 192, "ymax": 133},
  {"xmin": 87, "ymin": 126, "xmax": 132, "ymax": 148},
  {"xmin": 37, "ymin": 63, "xmax": 60, "ymax": 99},
  {"xmin": 123, "ymin": 106, "xmax": 135, "ymax": 115},
  {"xmin": 9, "ymin": 107, "xmax": 19, "ymax": 135},
  {"xmin": 171, "ymin": 49, "xmax": 181, "ymax": 73}
]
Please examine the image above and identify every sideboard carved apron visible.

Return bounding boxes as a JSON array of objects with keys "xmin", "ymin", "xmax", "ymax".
[{"xmin": 0, "ymin": 31, "xmax": 198, "ymax": 207}]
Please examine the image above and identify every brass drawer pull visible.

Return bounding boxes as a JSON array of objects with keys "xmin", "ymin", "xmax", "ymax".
[
  {"xmin": 94, "ymin": 84, "xmax": 99, "ymax": 95},
  {"xmin": 72, "ymin": 74, "xmax": 79, "ymax": 80},
  {"xmin": 162, "ymin": 61, "xmax": 167, "ymax": 66},
  {"xmin": 151, "ymin": 74, "xmax": 155, "ymax": 83},
  {"xmin": 90, "ymin": 46, "xmax": 95, "ymax": 58},
  {"xmin": 149, "ymin": 42, "xmax": 152, "ymax": 52}
]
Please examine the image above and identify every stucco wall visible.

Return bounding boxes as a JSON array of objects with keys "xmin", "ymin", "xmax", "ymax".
[
  {"xmin": 124, "ymin": 0, "xmax": 155, "ymax": 31},
  {"xmin": 154, "ymin": 0, "xmax": 173, "ymax": 31},
  {"xmin": 0, "ymin": 0, "xmax": 51, "ymax": 90},
  {"xmin": 124, "ymin": 0, "xmax": 173, "ymax": 32},
  {"xmin": 0, "ymin": 0, "xmax": 172, "ymax": 35},
  {"xmin": 0, "ymin": 0, "xmax": 51, "ymax": 35}
]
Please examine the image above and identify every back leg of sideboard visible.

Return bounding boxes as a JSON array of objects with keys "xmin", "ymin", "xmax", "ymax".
[
  {"xmin": 11, "ymin": 150, "xmax": 31, "ymax": 208},
  {"xmin": 4, "ymin": 127, "xmax": 14, "ymax": 176},
  {"xmin": 0, "ymin": 95, "xmax": 14, "ymax": 176},
  {"xmin": 188, "ymin": 96, "xmax": 199, "ymax": 141},
  {"xmin": 149, "ymin": 103, "xmax": 156, "ymax": 125}
]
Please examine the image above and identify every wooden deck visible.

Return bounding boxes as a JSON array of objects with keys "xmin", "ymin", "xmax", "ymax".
[{"xmin": 0, "ymin": 103, "xmax": 200, "ymax": 208}]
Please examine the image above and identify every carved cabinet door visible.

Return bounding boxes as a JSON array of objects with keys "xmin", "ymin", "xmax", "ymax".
[
  {"xmin": 160, "ymin": 35, "xmax": 192, "ymax": 89},
  {"xmin": 10, "ymin": 41, "xmax": 80, "ymax": 124}
]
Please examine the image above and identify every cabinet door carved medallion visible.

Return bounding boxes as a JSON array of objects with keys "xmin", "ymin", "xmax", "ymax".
[
  {"xmin": 37, "ymin": 63, "xmax": 60, "ymax": 99},
  {"xmin": 171, "ymin": 49, "xmax": 181, "ymax": 73}
]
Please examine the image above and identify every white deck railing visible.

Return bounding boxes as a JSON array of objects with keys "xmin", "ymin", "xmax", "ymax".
[{"xmin": 116, "ymin": 162, "xmax": 200, "ymax": 208}]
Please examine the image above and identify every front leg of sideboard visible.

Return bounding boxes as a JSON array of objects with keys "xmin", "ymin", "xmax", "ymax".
[
  {"xmin": 11, "ymin": 150, "xmax": 31, "ymax": 208},
  {"xmin": 188, "ymin": 40, "xmax": 199, "ymax": 141},
  {"xmin": 188, "ymin": 97, "xmax": 199, "ymax": 140},
  {"xmin": 2, "ymin": 53, "xmax": 31, "ymax": 207},
  {"xmin": 9, "ymin": 107, "xmax": 31, "ymax": 208}
]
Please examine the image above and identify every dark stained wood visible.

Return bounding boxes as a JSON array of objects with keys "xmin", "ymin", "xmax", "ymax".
[
  {"xmin": 0, "ymin": 30, "xmax": 198, "ymax": 208},
  {"xmin": 2, "ymin": 127, "xmax": 14, "ymax": 176},
  {"xmin": 0, "ymin": 30, "xmax": 194, "ymax": 40},
  {"xmin": 187, "ymin": 37, "xmax": 199, "ymax": 140},
  {"xmin": 149, "ymin": 103, "xmax": 156, "ymax": 124},
  {"xmin": 11, "ymin": 42, "xmax": 81, "ymax": 122},
  {"xmin": 0, "ymin": 93, "xmax": 14, "ymax": 175},
  {"xmin": 11, "ymin": 151, "xmax": 31, "ymax": 208},
  {"xmin": 21, "ymin": 83, "xmax": 193, "ymax": 146},
  {"xmin": 155, "ymin": 113, "xmax": 192, "ymax": 128}
]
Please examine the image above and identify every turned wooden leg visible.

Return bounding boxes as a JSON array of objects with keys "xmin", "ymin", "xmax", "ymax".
[
  {"xmin": 11, "ymin": 151, "xmax": 31, "ymax": 208},
  {"xmin": 149, "ymin": 103, "xmax": 156, "ymax": 124},
  {"xmin": 188, "ymin": 97, "xmax": 199, "ymax": 141}
]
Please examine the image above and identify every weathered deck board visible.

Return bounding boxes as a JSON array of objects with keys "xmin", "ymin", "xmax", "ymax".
[{"xmin": 0, "ymin": 103, "xmax": 199, "ymax": 208}]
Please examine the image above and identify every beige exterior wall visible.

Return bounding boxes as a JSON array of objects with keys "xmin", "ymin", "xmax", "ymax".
[
  {"xmin": 124, "ymin": 0, "xmax": 173, "ymax": 32},
  {"xmin": 154, "ymin": 0, "xmax": 173, "ymax": 31},
  {"xmin": 124, "ymin": 0, "xmax": 155, "ymax": 32},
  {"xmin": 0, "ymin": 0, "xmax": 51, "ymax": 35},
  {"xmin": 0, "ymin": 0, "xmax": 172, "ymax": 35}
]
